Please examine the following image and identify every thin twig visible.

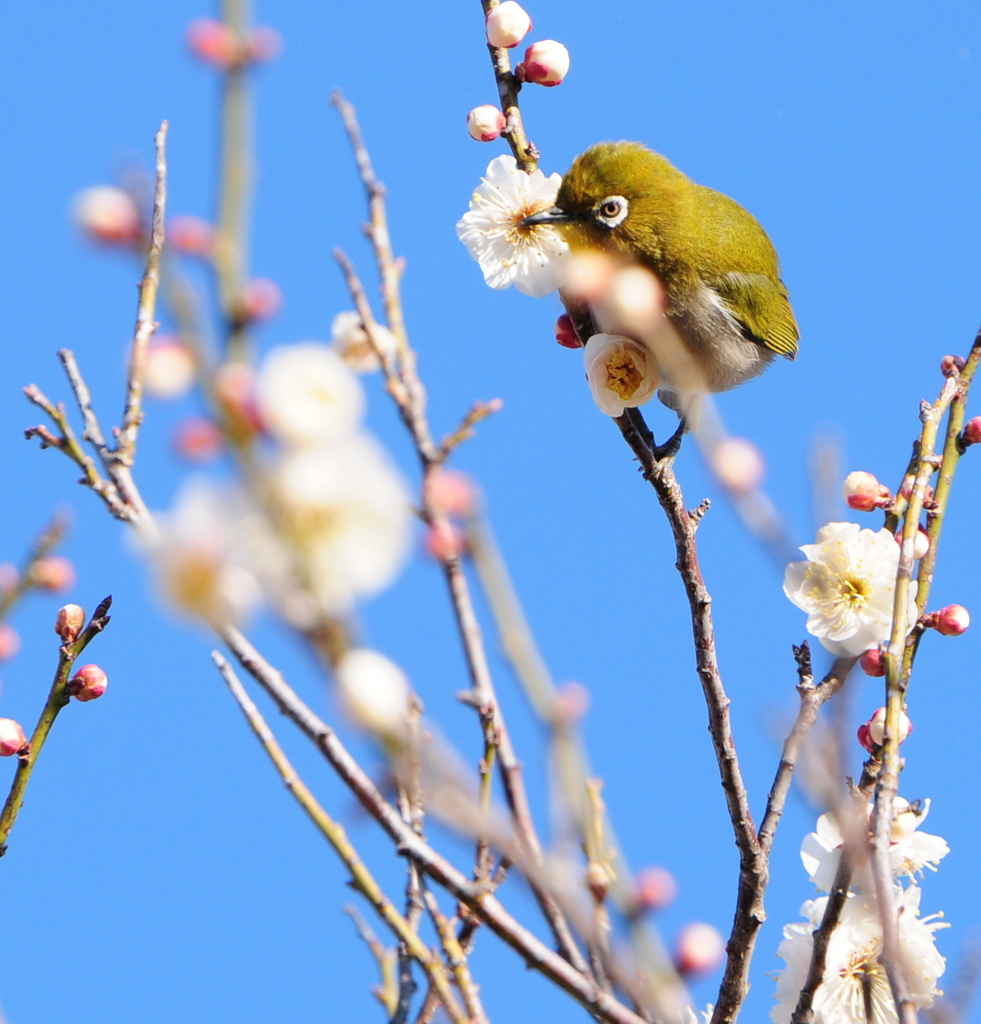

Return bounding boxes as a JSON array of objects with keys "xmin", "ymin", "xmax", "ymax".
[
  {"xmin": 345, "ymin": 905, "xmax": 401, "ymax": 1019},
  {"xmin": 213, "ymin": 651, "xmax": 469, "ymax": 1024},
  {"xmin": 0, "ymin": 513, "xmax": 71, "ymax": 622},
  {"xmin": 0, "ymin": 597, "xmax": 113, "ymax": 856},
  {"xmin": 424, "ymin": 889, "xmax": 489, "ymax": 1024}
]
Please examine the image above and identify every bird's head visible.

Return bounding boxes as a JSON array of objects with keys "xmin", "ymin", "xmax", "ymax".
[{"xmin": 521, "ymin": 142, "xmax": 688, "ymax": 263}]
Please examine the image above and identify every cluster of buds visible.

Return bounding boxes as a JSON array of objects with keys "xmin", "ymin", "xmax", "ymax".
[
  {"xmin": 186, "ymin": 19, "xmax": 281, "ymax": 70},
  {"xmin": 857, "ymin": 705, "xmax": 913, "ymax": 753},
  {"xmin": 0, "ymin": 718, "xmax": 27, "ymax": 757},
  {"xmin": 842, "ymin": 470, "xmax": 891, "ymax": 512},
  {"xmin": 467, "ymin": 3, "xmax": 569, "ymax": 142},
  {"xmin": 422, "ymin": 469, "xmax": 478, "ymax": 562},
  {"xmin": 924, "ymin": 603, "xmax": 970, "ymax": 636},
  {"xmin": 941, "ymin": 353, "xmax": 966, "ymax": 377}
]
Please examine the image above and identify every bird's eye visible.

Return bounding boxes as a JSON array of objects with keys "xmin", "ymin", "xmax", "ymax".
[{"xmin": 596, "ymin": 195, "xmax": 628, "ymax": 228}]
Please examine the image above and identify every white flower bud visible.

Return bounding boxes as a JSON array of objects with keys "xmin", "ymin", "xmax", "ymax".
[
  {"xmin": 842, "ymin": 470, "xmax": 888, "ymax": 512},
  {"xmin": 144, "ymin": 338, "xmax": 196, "ymax": 399},
  {"xmin": 710, "ymin": 438, "xmax": 765, "ymax": 496},
  {"xmin": 335, "ymin": 649, "xmax": 410, "ymax": 739},
  {"xmin": 584, "ymin": 334, "xmax": 658, "ymax": 417},
  {"xmin": 74, "ymin": 186, "xmax": 141, "ymax": 245},
  {"xmin": 675, "ymin": 922, "xmax": 725, "ymax": 975},
  {"xmin": 485, "ymin": 2, "xmax": 532, "ymax": 48},
  {"xmin": 868, "ymin": 705, "xmax": 912, "ymax": 746},
  {"xmin": 467, "ymin": 104, "xmax": 507, "ymax": 142},
  {"xmin": 516, "ymin": 39, "xmax": 570, "ymax": 86}
]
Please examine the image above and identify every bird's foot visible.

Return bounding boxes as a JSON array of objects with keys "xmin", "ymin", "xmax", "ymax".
[{"xmin": 651, "ymin": 419, "xmax": 687, "ymax": 462}]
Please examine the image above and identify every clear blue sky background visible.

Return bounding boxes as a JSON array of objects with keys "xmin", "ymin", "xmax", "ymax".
[{"xmin": 2, "ymin": 2, "xmax": 981, "ymax": 1022}]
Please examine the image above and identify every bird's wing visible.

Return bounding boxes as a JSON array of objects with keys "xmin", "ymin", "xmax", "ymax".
[{"xmin": 710, "ymin": 271, "xmax": 800, "ymax": 360}]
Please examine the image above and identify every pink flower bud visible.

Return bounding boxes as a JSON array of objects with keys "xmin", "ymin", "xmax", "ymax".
[
  {"xmin": 857, "ymin": 722, "xmax": 875, "ymax": 753},
  {"xmin": 144, "ymin": 337, "xmax": 196, "ymax": 400},
  {"xmin": 246, "ymin": 26, "xmax": 282, "ymax": 63},
  {"xmin": 55, "ymin": 604, "xmax": 86, "ymax": 644},
  {"xmin": 934, "ymin": 603, "xmax": 970, "ymax": 636},
  {"xmin": 963, "ymin": 416, "xmax": 981, "ymax": 446},
  {"xmin": 842, "ymin": 470, "xmax": 889, "ymax": 512},
  {"xmin": 0, "ymin": 624, "xmax": 20, "ymax": 662},
  {"xmin": 867, "ymin": 706, "xmax": 912, "ymax": 746},
  {"xmin": 186, "ymin": 18, "xmax": 240, "ymax": 68},
  {"xmin": 74, "ymin": 186, "xmax": 141, "ymax": 245},
  {"xmin": 585, "ymin": 862, "xmax": 611, "ymax": 903},
  {"xmin": 859, "ymin": 647, "xmax": 886, "ymax": 677},
  {"xmin": 0, "ymin": 718, "xmax": 26, "ymax": 757},
  {"xmin": 941, "ymin": 354, "xmax": 966, "ymax": 377},
  {"xmin": 898, "ymin": 476, "xmax": 934, "ymax": 503},
  {"xmin": 466, "ymin": 104, "xmax": 507, "ymax": 142},
  {"xmin": 173, "ymin": 416, "xmax": 224, "ymax": 463},
  {"xmin": 674, "ymin": 922, "xmax": 725, "ymax": 976},
  {"xmin": 516, "ymin": 40, "xmax": 570, "ymax": 87},
  {"xmin": 30, "ymin": 556, "xmax": 76, "ymax": 593},
  {"xmin": 710, "ymin": 438, "xmax": 765, "ymax": 496},
  {"xmin": 213, "ymin": 362, "xmax": 261, "ymax": 435},
  {"xmin": 634, "ymin": 866, "xmax": 678, "ymax": 912},
  {"xmin": 555, "ymin": 680, "xmax": 590, "ymax": 723},
  {"xmin": 425, "ymin": 469, "xmax": 477, "ymax": 518},
  {"xmin": 167, "ymin": 215, "xmax": 215, "ymax": 256},
  {"xmin": 234, "ymin": 278, "xmax": 282, "ymax": 323},
  {"xmin": 70, "ymin": 664, "xmax": 108, "ymax": 702},
  {"xmin": 485, "ymin": 1, "xmax": 532, "ymax": 48},
  {"xmin": 555, "ymin": 313, "xmax": 582, "ymax": 348},
  {"xmin": 423, "ymin": 521, "xmax": 467, "ymax": 562},
  {"xmin": 0, "ymin": 565, "xmax": 17, "ymax": 594}
]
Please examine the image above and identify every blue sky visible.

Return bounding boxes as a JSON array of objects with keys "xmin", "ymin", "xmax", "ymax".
[{"xmin": 2, "ymin": 2, "xmax": 981, "ymax": 1022}]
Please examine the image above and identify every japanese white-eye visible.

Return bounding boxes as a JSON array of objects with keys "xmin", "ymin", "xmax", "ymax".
[{"xmin": 524, "ymin": 142, "xmax": 799, "ymax": 409}]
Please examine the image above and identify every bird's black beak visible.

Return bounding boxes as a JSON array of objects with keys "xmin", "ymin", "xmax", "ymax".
[{"xmin": 520, "ymin": 206, "xmax": 574, "ymax": 227}]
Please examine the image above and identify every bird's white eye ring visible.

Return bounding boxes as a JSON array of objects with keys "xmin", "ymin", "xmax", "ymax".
[{"xmin": 596, "ymin": 195, "xmax": 628, "ymax": 228}]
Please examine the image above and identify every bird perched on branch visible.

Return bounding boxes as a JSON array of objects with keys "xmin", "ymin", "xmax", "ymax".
[{"xmin": 522, "ymin": 142, "xmax": 798, "ymax": 453}]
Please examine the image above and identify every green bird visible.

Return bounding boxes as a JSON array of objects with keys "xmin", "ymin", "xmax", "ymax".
[{"xmin": 523, "ymin": 142, "xmax": 798, "ymax": 436}]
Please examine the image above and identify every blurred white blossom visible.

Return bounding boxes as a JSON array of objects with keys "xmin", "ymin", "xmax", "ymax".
[
  {"xmin": 771, "ymin": 886, "xmax": 946, "ymax": 1024},
  {"xmin": 335, "ymin": 648, "xmax": 410, "ymax": 739},
  {"xmin": 456, "ymin": 154, "xmax": 568, "ymax": 297},
  {"xmin": 149, "ymin": 479, "xmax": 262, "ymax": 626},
  {"xmin": 783, "ymin": 522, "xmax": 917, "ymax": 657},
  {"xmin": 271, "ymin": 435, "xmax": 411, "ymax": 614},
  {"xmin": 584, "ymin": 333, "xmax": 659, "ymax": 416},
  {"xmin": 257, "ymin": 342, "xmax": 364, "ymax": 445},
  {"xmin": 330, "ymin": 311, "xmax": 398, "ymax": 374}
]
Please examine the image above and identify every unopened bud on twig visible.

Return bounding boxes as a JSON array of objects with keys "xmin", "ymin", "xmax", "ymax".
[
  {"xmin": 425, "ymin": 469, "xmax": 477, "ymax": 518},
  {"xmin": 842, "ymin": 471, "xmax": 889, "ymax": 512},
  {"xmin": 963, "ymin": 416, "xmax": 981, "ymax": 446},
  {"xmin": 335, "ymin": 648, "xmax": 410, "ymax": 739},
  {"xmin": 894, "ymin": 526, "xmax": 930, "ymax": 560},
  {"xmin": 0, "ymin": 718, "xmax": 26, "ymax": 757},
  {"xmin": 0, "ymin": 565, "xmax": 17, "ymax": 594},
  {"xmin": 898, "ymin": 476, "xmax": 934, "ymax": 503},
  {"xmin": 173, "ymin": 417, "xmax": 224, "ymax": 463},
  {"xmin": 859, "ymin": 647, "xmax": 886, "ymax": 677},
  {"xmin": 423, "ymin": 521, "xmax": 467, "ymax": 562},
  {"xmin": 30, "ymin": 556, "xmax": 76, "ymax": 593},
  {"xmin": 710, "ymin": 438, "xmax": 765, "ymax": 496},
  {"xmin": 485, "ymin": 2, "xmax": 532, "ymax": 48},
  {"xmin": 145, "ymin": 337, "xmax": 196, "ymax": 400},
  {"xmin": 554, "ymin": 313, "xmax": 582, "ymax": 349},
  {"xmin": 186, "ymin": 19, "xmax": 239, "ymax": 67},
  {"xmin": 55, "ymin": 604, "xmax": 86, "ymax": 644},
  {"xmin": 634, "ymin": 866, "xmax": 678, "ymax": 912},
  {"xmin": 466, "ymin": 105, "xmax": 506, "ymax": 142},
  {"xmin": 233, "ymin": 278, "xmax": 282, "ymax": 324},
  {"xmin": 941, "ymin": 354, "xmax": 966, "ymax": 377},
  {"xmin": 867, "ymin": 705, "xmax": 912, "ymax": 747},
  {"xmin": 69, "ymin": 664, "xmax": 108, "ymax": 702},
  {"xmin": 0, "ymin": 624, "xmax": 19, "ymax": 663},
  {"xmin": 516, "ymin": 40, "xmax": 570, "ymax": 87},
  {"xmin": 555, "ymin": 681, "xmax": 590, "ymax": 724},
  {"xmin": 674, "ymin": 922, "xmax": 725, "ymax": 976},
  {"xmin": 167, "ymin": 215, "xmax": 215, "ymax": 257},
  {"xmin": 74, "ymin": 186, "xmax": 141, "ymax": 246},
  {"xmin": 585, "ymin": 862, "xmax": 611, "ymax": 903},
  {"xmin": 213, "ymin": 362, "xmax": 261, "ymax": 435},
  {"xmin": 929, "ymin": 603, "xmax": 970, "ymax": 636}
]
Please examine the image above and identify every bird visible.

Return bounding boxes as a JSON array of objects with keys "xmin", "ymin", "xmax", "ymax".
[{"xmin": 522, "ymin": 141, "xmax": 798, "ymax": 455}]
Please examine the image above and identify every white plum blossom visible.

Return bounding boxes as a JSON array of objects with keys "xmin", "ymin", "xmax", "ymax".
[
  {"xmin": 257, "ymin": 342, "xmax": 365, "ymax": 445},
  {"xmin": 330, "ymin": 311, "xmax": 398, "ymax": 374},
  {"xmin": 800, "ymin": 800, "xmax": 949, "ymax": 894},
  {"xmin": 335, "ymin": 648, "xmax": 411, "ymax": 739},
  {"xmin": 456, "ymin": 154, "xmax": 568, "ymax": 297},
  {"xmin": 149, "ymin": 478, "xmax": 262, "ymax": 627},
  {"xmin": 271, "ymin": 435, "xmax": 411, "ymax": 615},
  {"xmin": 783, "ymin": 522, "xmax": 917, "ymax": 657},
  {"xmin": 771, "ymin": 886, "xmax": 946, "ymax": 1024},
  {"xmin": 584, "ymin": 333, "xmax": 659, "ymax": 416}
]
